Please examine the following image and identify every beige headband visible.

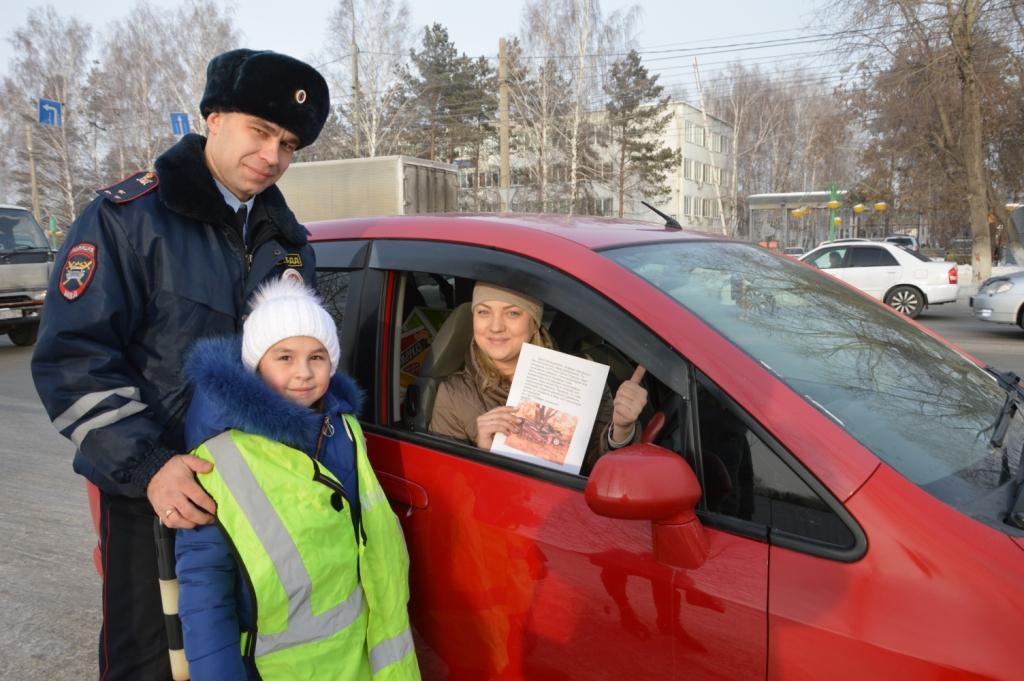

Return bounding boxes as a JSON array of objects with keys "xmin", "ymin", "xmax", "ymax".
[{"xmin": 472, "ymin": 282, "xmax": 543, "ymax": 326}]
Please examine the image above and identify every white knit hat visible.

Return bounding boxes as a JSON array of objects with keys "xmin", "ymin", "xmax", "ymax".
[{"xmin": 241, "ymin": 276, "xmax": 340, "ymax": 373}]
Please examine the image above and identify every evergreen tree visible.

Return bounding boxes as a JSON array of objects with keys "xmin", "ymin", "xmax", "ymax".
[
  {"xmin": 604, "ymin": 49, "xmax": 680, "ymax": 217},
  {"xmin": 400, "ymin": 24, "xmax": 496, "ymax": 165}
]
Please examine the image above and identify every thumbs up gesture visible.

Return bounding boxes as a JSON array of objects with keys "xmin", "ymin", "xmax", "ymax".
[{"xmin": 611, "ymin": 366, "xmax": 648, "ymax": 441}]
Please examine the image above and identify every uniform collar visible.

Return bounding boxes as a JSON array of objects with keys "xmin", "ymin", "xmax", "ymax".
[{"xmin": 153, "ymin": 133, "xmax": 308, "ymax": 247}]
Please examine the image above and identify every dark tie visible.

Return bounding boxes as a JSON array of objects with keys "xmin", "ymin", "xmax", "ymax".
[{"xmin": 234, "ymin": 205, "xmax": 248, "ymax": 234}]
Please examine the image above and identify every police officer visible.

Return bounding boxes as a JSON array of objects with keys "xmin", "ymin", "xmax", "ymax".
[{"xmin": 31, "ymin": 49, "xmax": 330, "ymax": 680}]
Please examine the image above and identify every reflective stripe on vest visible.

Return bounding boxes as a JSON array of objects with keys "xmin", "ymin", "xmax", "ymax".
[
  {"xmin": 343, "ymin": 416, "xmax": 419, "ymax": 679},
  {"xmin": 370, "ymin": 629, "xmax": 416, "ymax": 674},
  {"xmin": 204, "ymin": 431, "xmax": 365, "ymax": 657}
]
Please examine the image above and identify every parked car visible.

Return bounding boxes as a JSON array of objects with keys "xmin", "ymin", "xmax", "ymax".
[
  {"xmin": 0, "ymin": 205, "xmax": 53, "ymax": 346},
  {"xmin": 885, "ymin": 234, "xmax": 920, "ymax": 252},
  {"xmin": 800, "ymin": 240, "xmax": 958, "ymax": 318},
  {"xmin": 782, "ymin": 246, "xmax": 805, "ymax": 256},
  {"xmin": 971, "ymin": 269, "xmax": 1024, "ymax": 329},
  {"xmin": 302, "ymin": 214, "xmax": 1023, "ymax": 680}
]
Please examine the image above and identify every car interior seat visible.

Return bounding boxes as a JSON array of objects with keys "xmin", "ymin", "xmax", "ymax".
[{"xmin": 404, "ymin": 302, "xmax": 473, "ymax": 432}]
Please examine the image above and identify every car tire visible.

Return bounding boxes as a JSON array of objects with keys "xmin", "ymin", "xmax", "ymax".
[
  {"xmin": 885, "ymin": 286, "xmax": 924, "ymax": 319},
  {"xmin": 8, "ymin": 324, "xmax": 38, "ymax": 347}
]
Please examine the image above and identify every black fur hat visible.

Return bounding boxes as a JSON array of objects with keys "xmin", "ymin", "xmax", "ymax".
[{"xmin": 200, "ymin": 49, "xmax": 330, "ymax": 149}]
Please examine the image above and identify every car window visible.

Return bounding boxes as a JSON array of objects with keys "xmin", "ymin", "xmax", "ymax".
[
  {"xmin": 385, "ymin": 266, "xmax": 671, "ymax": 480},
  {"xmin": 0, "ymin": 208, "xmax": 50, "ymax": 251},
  {"xmin": 848, "ymin": 247, "xmax": 899, "ymax": 267},
  {"xmin": 693, "ymin": 375, "xmax": 856, "ymax": 553},
  {"xmin": 808, "ymin": 247, "xmax": 847, "ymax": 269},
  {"xmin": 316, "ymin": 270, "xmax": 352, "ymax": 326},
  {"xmin": 605, "ymin": 240, "xmax": 1023, "ymax": 533}
]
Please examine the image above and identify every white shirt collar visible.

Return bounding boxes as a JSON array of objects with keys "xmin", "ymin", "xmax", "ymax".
[{"xmin": 212, "ymin": 178, "xmax": 255, "ymax": 216}]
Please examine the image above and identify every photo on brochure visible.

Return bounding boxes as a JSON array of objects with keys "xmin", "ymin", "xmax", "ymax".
[{"xmin": 491, "ymin": 343, "xmax": 609, "ymax": 474}]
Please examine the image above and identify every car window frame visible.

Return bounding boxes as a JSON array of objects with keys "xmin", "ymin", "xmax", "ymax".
[
  {"xmin": 360, "ymin": 238, "xmax": 691, "ymax": 488},
  {"xmin": 692, "ymin": 370, "xmax": 867, "ymax": 562}
]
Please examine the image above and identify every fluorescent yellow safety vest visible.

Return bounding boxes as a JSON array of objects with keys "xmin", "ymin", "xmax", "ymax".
[{"xmin": 192, "ymin": 414, "xmax": 420, "ymax": 680}]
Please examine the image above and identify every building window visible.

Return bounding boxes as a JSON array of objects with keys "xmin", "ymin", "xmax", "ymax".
[
  {"xmin": 683, "ymin": 158, "xmax": 693, "ymax": 180},
  {"xmin": 683, "ymin": 195, "xmax": 692, "ymax": 216}
]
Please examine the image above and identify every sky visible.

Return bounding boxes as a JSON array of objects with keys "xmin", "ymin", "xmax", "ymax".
[{"xmin": 1, "ymin": 0, "xmax": 826, "ymax": 98}]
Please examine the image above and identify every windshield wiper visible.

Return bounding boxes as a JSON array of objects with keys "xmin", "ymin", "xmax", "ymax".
[
  {"xmin": 988, "ymin": 370, "xmax": 1021, "ymax": 449},
  {"xmin": 989, "ymin": 370, "xmax": 1024, "ymax": 529},
  {"xmin": 1004, "ymin": 447, "xmax": 1024, "ymax": 530}
]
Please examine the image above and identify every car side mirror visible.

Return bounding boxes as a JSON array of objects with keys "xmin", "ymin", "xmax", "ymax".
[{"xmin": 585, "ymin": 444, "xmax": 709, "ymax": 569}]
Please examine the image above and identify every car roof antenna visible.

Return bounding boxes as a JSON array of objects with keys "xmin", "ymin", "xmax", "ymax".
[{"xmin": 641, "ymin": 201, "xmax": 682, "ymax": 231}]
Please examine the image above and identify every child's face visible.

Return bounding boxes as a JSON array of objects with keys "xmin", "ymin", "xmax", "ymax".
[{"xmin": 257, "ymin": 336, "xmax": 332, "ymax": 407}]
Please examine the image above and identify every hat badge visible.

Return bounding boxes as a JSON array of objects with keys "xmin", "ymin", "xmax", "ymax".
[{"xmin": 295, "ymin": 89, "xmax": 307, "ymax": 104}]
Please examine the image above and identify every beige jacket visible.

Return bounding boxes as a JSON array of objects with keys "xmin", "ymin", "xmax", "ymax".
[{"xmin": 429, "ymin": 352, "xmax": 637, "ymax": 474}]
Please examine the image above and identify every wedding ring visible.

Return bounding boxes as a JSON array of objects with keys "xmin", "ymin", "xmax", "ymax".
[{"xmin": 165, "ymin": 508, "xmax": 177, "ymax": 518}]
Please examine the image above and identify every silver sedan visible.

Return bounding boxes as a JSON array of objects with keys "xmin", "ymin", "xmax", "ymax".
[{"xmin": 971, "ymin": 270, "xmax": 1024, "ymax": 328}]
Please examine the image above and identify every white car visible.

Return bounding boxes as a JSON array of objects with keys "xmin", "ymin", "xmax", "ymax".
[{"xmin": 800, "ymin": 241, "xmax": 958, "ymax": 318}]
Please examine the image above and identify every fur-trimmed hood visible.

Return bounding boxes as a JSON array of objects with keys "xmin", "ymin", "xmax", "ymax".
[
  {"xmin": 183, "ymin": 335, "xmax": 363, "ymax": 454},
  {"xmin": 154, "ymin": 133, "xmax": 308, "ymax": 247}
]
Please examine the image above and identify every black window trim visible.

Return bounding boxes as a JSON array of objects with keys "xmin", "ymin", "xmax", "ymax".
[{"xmin": 693, "ymin": 370, "xmax": 868, "ymax": 563}]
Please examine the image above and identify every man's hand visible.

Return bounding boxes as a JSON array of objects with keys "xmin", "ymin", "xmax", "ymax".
[
  {"xmin": 611, "ymin": 366, "xmax": 649, "ymax": 442},
  {"xmin": 147, "ymin": 455, "xmax": 216, "ymax": 529},
  {"xmin": 476, "ymin": 405, "xmax": 518, "ymax": 450}
]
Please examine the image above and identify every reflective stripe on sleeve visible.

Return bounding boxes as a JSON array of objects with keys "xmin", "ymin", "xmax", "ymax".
[
  {"xmin": 52, "ymin": 386, "xmax": 141, "ymax": 433},
  {"xmin": 69, "ymin": 400, "xmax": 148, "ymax": 447},
  {"xmin": 204, "ymin": 431, "xmax": 367, "ymax": 657},
  {"xmin": 370, "ymin": 628, "xmax": 416, "ymax": 674}
]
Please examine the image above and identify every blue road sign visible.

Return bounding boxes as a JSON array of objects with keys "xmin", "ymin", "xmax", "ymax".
[
  {"xmin": 38, "ymin": 99, "xmax": 62, "ymax": 127},
  {"xmin": 170, "ymin": 112, "xmax": 190, "ymax": 136}
]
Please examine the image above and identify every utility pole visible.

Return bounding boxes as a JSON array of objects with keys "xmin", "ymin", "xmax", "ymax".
[
  {"xmin": 25, "ymin": 125, "xmax": 40, "ymax": 222},
  {"xmin": 499, "ymin": 38, "xmax": 510, "ymax": 212},
  {"xmin": 351, "ymin": 4, "xmax": 361, "ymax": 157}
]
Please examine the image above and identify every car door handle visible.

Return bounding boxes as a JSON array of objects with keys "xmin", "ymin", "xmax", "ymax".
[{"xmin": 375, "ymin": 470, "xmax": 429, "ymax": 512}]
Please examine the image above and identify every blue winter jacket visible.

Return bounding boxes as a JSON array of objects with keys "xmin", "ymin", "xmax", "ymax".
[
  {"xmin": 31, "ymin": 133, "xmax": 316, "ymax": 497},
  {"xmin": 175, "ymin": 336, "xmax": 364, "ymax": 681}
]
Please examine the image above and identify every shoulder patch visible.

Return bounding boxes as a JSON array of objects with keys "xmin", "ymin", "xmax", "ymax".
[
  {"xmin": 96, "ymin": 170, "xmax": 159, "ymax": 204},
  {"xmin": 278, "ymin": 253, "xmax": 304, "ymax": 268},
  {"xmin": 58, "ymin": 243, "xmax": 98, "ymax": 301}
]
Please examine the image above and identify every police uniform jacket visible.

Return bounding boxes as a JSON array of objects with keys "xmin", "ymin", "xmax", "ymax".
[{"xmin": 30, "ymin": 133, "xmax": 316, "ymax": 497}]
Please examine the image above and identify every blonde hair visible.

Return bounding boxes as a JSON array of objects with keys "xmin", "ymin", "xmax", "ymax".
[{"xmin": 469, "ymin": 320, "xmax": 554, "ymax": 395}]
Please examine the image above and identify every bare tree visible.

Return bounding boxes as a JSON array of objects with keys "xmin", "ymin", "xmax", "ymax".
[
  {"xmin": 322, "ymin": 0, "xmax": 413, "ymax": 157},
  {"xmin": 1, "ymin": 7, "xmax": 92, "ymax": 225},
  {"xmin": 825, "ymin": 0, "xmax": 1023, "ymax": 280},
  {"xmin": 512, "ymin": 0, "xmax": 638, "ymax": 214},
  {"xmin": 84, "ymin": 1, "xmax": 238, "ymax": 185},
  {"xmin": 708, "ymin": 64, "xmax": 778, "ymax": 235}
]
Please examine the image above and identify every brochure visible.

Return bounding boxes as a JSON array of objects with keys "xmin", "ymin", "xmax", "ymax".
[{"xmin": 491, "ymin": 342, "xmax": 609, "ymax": 474}]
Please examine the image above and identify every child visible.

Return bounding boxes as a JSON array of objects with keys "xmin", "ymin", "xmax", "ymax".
[{"xmin": 174, "ymin": 276, "xmax": 420, "ymax": 681}]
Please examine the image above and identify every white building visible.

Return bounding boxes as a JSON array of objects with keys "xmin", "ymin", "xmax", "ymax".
[
  {"xmin": 648, "ymin": 102, "xmax": 732, "ymax": 232},
  {"xmin": 455, "ymin": 100, "xmax": 733, "ymax": 227}
]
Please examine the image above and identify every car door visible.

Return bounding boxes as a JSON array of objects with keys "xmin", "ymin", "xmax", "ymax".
[
  {"xmin": 839, "ymin": 246, "xmax": 902, "ymax": 300},
  {"xmin": 316, "ymin": 237, "xmax": 768, "ymax": 680}
]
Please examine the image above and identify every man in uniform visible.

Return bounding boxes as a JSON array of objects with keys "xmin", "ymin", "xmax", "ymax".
[{"xmin": 31, "ymin": 49, "xmax": 330, "ymax": 680}]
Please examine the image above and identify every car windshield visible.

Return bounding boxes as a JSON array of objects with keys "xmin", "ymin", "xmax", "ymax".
[
  {"xmin": 0, "ymin": 208, "xmax": 50, "ymax": 251},
  {"xmin": 605, "ymin": 240, "xmax": 1024, "ymax": 530}
]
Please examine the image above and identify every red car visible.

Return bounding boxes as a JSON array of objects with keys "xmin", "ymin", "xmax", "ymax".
[{"xmin": 305, "ymin": 214, "xmax": 1023, "ymax": 680}]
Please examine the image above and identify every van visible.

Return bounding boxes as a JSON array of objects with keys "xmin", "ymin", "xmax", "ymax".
[{"xmin": 0, "ymin": 205, "xmax": 53, "ymax": 346}]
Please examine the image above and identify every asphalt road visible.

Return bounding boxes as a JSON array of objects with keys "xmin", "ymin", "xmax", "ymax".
[
  {"xmin": 917, "ymin": 295, "xmax": 1024, "ymax": 377},
  {"xmin": 0, "ymin": 338, "xmax": 98, "ymax": 681},
  {"xmin": 0, "ymin": 294, "xmax": 1019, "ymax": 680}
]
